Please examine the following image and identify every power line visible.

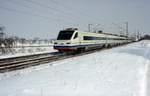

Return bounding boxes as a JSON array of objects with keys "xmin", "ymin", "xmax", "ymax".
[
  {"xmin": 0, "ymin": 0, "xmax": 81, "ymax": 24},
  {"xmin": 23, "ymin": 0, "xmax": 82, "ymax": 22},
  {"xmin": 3, "ymin": 0, "xmax": 102, "ymax": 27},
  {"xmin": 1, "ymin": 0, "xmax": 104, "ymax": 30},
  {"xmin": 23, "ymin": 0, "xmax": 101, "ymax": 25},
  {"xmin": 48, "ymin": 0, "xmax": 101, "ymax": 23},
  {"xmin": 3, "ymin": 0, "xmax": 78, "ymax": 24},
  {"xmin": 4, "ymin": 0, "xmax": 36, "ymax": 10},
  {"xmin": 0, "ymin": 5, "xmax": 71, "ymax": 24}
]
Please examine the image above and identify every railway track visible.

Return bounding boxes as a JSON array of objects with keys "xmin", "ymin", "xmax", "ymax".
[
  {"xmin": 0, "ymin": 52, "xmax": 62, "ymax": 73},
  {"xmin": 0, "ymin": 43, "xmax": 132, "ymax": 73},
  {"xmin": 0, "ymin": 48, "xmax": 105, "ymax": 73}
]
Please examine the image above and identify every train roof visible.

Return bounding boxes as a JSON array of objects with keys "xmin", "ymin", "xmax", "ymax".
[
  {"xmin": 100, "ymin": 32, "xmax": 128, "ymax": 38},
  {"xmin": 61, "ymin": 28, "xmax": 128, "ymax": 38},
  {"xmin": 73, "ymin": 30, "xmax": 126, "ymax": 38}
]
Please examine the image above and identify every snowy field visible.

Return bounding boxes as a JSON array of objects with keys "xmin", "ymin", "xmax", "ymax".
[{"xmin": 0, "ymin": 40, "xmax": 150, "ymax": 96}]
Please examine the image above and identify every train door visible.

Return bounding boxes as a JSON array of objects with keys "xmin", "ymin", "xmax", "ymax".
[{"xmin": 72, "ymin": 32, "xmax": 79, "ymax": 44}]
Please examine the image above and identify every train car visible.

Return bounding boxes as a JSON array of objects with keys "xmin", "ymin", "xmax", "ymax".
[{"xmin": 53, "ymin": 28, "xmax": 133, "ymax": 52}]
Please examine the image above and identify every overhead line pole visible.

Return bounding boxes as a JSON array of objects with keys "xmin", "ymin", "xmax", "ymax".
[
  {"xmin": 88, "ymin": 24, "xmax": 93, "ymax": 32},
  {"xmin": 125, "ymin": 22, "xmax": 128, "ymax": 37}
]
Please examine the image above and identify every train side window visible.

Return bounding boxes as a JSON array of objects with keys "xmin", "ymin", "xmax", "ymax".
[{"xmin": 74, "ymin": 32, "xmax": 78, "ymax": 39}]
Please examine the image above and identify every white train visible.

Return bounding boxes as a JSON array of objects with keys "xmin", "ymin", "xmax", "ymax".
[{"xmin": 53, "ymin": 28, "xmax": 134, "ymax": 52}]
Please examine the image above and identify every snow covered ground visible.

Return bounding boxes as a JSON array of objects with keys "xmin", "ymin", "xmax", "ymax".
[
  {"xmin": 0, "ymin": 43, "xmax": 57, "ymax": 59},
  {"xmin": 0, "ymin": 40, "xmax": 150, "ymax": 96}
]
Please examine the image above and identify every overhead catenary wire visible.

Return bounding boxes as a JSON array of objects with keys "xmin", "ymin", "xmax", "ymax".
[
  {"xmin": 1, "ymin": 0, "xmax": 105, "ymax": 30},
  {"xmin": 3, "ymin": 0, "xmax": 79, "ymax": 25},
  {"xmin": 47, "ymin": 0, "xmax": 101, "ymax": 24},
  {"xmin": 22, "ymin": 0, "xmax": 84, "ymax": 23},
  {"xmin": 0, "ymin": 5, "xmax": 76, "ymax": 25},
  {"xmin": 23, "ymin": 0, "xmax": 103, "ymax": 25},
  {"xmin": 46, "ymin": 0, "xmax": 106, "ymax": 31}
]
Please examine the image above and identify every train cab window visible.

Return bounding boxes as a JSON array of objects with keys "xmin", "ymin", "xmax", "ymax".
[
  {"xmin": 57, "ymin": 31, "xmax": 74, "ymax": 40},
  {"xmin": 73, "ymin": 32, "xmax": 78, "ymax": 39}
]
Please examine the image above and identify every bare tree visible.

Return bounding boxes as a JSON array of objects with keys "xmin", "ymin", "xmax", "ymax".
[{"xmin": 0, "ymin": 26, "xmax": 15, "ymax": 54}]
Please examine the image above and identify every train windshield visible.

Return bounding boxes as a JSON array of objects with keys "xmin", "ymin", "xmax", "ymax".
[{"xmin": 57, "ymin": 31, "xmax": 74, "ymax": 40}]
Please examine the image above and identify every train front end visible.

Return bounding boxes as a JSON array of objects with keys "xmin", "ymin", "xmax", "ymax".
[{"xmin": 53, "ymin": 28, "xmax": 79, "ymax": 52}]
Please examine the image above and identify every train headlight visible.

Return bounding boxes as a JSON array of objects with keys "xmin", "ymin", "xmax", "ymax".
[
  {"xmin": 66, "ymin": 42, "xmax": 71, "ymax": 44},
  {"xmin": 54, "ymin": 42, "xmax": 57, "ymax": 44}
]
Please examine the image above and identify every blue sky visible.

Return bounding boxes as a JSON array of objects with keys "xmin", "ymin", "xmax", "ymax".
[{"xmin": 0, "ymin": 0, "xmax": 149, "ymax": 39}]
